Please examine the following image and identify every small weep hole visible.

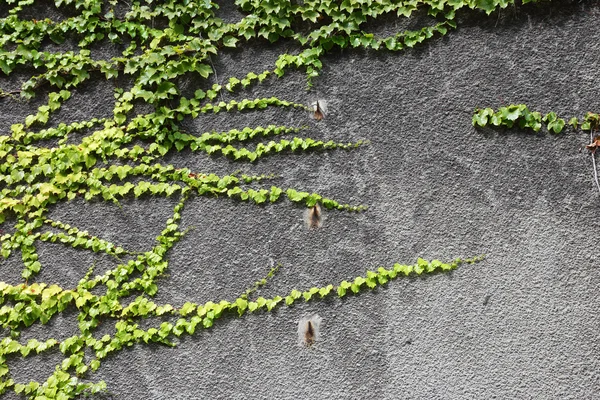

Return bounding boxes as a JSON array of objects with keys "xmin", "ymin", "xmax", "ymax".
[
  {"xmin": 304, "ymin": 203, "xmax": 324, "ymax": 229},
  {"xmin": 310, "ymin": 100, "xmax": 327, "ymax": 121},
  {"xmin": 298, "ymin": 314, "xmax": 322, "ymax": 346}
]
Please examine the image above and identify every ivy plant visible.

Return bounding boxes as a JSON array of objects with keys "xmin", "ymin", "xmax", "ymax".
[
  {"xmin": 472, "ymin": 104, "xmax": 600, "ymax": 192},
  {"xmin": 0, "ymin": 0, "xmax": 551, "ymax": 397}
]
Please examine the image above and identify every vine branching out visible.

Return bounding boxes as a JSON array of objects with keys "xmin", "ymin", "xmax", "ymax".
[{"xmin": 0, "ymin": 0, "xmax": 538, "ymax": 397}]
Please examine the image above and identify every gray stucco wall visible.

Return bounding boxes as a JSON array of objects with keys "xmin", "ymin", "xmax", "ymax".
[{"xmin": 1, "ymin": 1, "xmax": 600, "ymax": 399}]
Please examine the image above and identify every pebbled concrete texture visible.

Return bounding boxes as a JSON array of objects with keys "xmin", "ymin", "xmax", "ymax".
[{"xmin": 2, "ymin": 1, "xmax": 600, "ymax": 399}]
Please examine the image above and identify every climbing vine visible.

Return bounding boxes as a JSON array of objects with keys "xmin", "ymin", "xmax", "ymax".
[
  {"xmin": 472, "ymin": 104, "xmax": 600, "ymax": 134},
  {"xmin": 0, "ymin": 0, "xmax": 546, "ymax": 398},
  {"xmin": 472, "ymin": 104, "xmax": 600, "ymax": 192}
]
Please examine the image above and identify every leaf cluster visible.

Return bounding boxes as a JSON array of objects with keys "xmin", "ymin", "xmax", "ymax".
[{"xmin": 473, "ymin": 104, "xmax": 600, "ymax": 134}]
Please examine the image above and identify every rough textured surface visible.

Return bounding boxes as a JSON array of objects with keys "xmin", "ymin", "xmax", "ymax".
[{"xmin": 2, "ymin": 2, "xmax": 600, "ymax": 399}]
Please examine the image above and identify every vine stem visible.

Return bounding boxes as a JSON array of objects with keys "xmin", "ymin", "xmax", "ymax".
[
  {"xmin": 0, "ymin": 89, "xmax": 21, "ymax": 97},
  {"xmin": 590, "ymin": 131, "xmax": 600, "ymax": 195},
  {"xmin": 208, "ymin": 55, "xmax": 225, "ymax": 103}
]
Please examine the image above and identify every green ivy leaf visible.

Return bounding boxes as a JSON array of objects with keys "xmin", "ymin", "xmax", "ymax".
[
  {"xmin": 235, "ymin": 298, "xmax": 248, "ymax": 316},
  {"xmin": 568, "ymin": 117, "xmax": 578, "ymax": 129},
  {"xmin": 548, "ymin": 118, "xmax": 565, "ymax": 134},
  {"xmin": 475, "ymin": 0, "xmax": 497, "ymax": 14},
  {"xmin": 319, "ymin": 284, "xmax": 333, "ymax": 297},
  {"xmin": 203, "ymin": 317, "xmax": 213, "ymax": 328},
  {"xmin": 91, "ymin": 360, "xmax": 101, "ymax": 371},
  {"xmin": 195, "ymin": 63, "xmax": 213, "ymax": 79},
  {"xmin": 180, "ymin": 302, "xmax": 196, "ymax": 316},
  {"xmin": 256, "ymin": 297, "xmax": 267, "ymax": 309},
  {"xmin": 222, "ymin": 36, "xmax": 239, "ymax": 48},
  {"xmin": 269, "ymin": 186, "xmax": 283, "ymax": 202}
]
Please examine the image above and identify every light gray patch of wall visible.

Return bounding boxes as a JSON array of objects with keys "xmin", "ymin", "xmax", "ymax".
[{"xmin": 2, "ymin": 2, "xmax": 600, "ymax": 399}]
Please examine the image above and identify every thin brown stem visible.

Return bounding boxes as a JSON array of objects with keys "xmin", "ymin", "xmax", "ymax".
[
  {"xmin": 208, "ymin": 55, "xmax": 225, "ymax": 103},
  {"xmin": 590, "ymin": 131, "xmax": 600, "ymax": 195}
]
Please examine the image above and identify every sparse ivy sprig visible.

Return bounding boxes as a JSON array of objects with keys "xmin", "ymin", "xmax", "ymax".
[
  {"xmin": 195, "ymin": 125, "xmax": 304, "ymax": 145},
  {"xmin": 473, "ymin": 104, "xmax": 600, "ymax": 194},
  {"xmin": 239, "ymin": 262, "xmax": 282, "ymax": 301},
  {"xmin": 192, "ymin": 137, "xmax": 367, "ymax": 163},
  {"xmin": 40, "ymin": 218, "xmax": 135, "ymax": 259},
  {"xmin": 473, "ymin": 104, "xmax": 600, "ymax": 135},
  {"xmin": 0, "ymin": 254, "xmax": 481, "ymax": 397},
  {"xmin": 239, "ymin": 172, "xmax": 280, "ymax": 184},
  {"xmin": 473, "ymin": 104, "xmax": 559, "ymax": 133}
]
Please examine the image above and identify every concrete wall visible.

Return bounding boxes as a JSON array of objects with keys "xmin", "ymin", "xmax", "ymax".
[{"xmin": 2, "ymin": 1, "xmax": 600, "ymax": 399}]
